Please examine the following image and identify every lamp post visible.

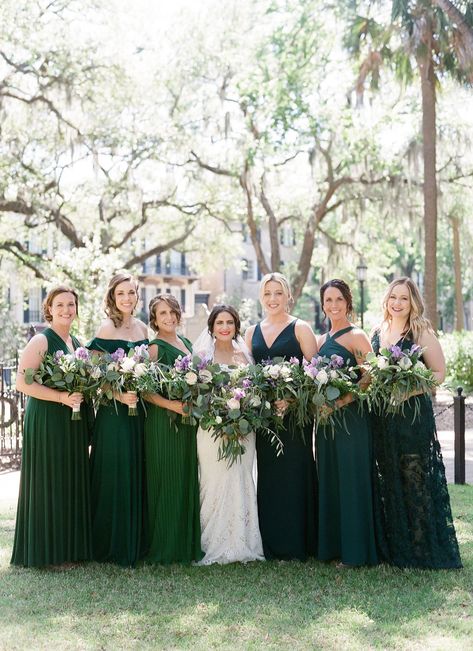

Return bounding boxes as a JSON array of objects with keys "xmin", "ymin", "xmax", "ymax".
[{"xmin": 356, "ymin": 258, "xmax": 367, "ymax": 330}]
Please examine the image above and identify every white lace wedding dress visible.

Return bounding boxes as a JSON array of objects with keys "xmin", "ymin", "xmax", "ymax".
[{"xmin": 196, "ymin": 364, "xmax": 264, "ymax": 565}]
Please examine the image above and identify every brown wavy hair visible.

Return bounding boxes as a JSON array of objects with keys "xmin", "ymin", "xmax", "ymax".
[
  {"xmin": 381, "ymin": 277, "xmax": 434, "ymax": 342},
  {"xmin": 320, "ymin": 279, "xmax": 353, "ymax": 317},
  {"xmin": 43, "ymin": 285, "xmax": 79, "ymax": 323},
  {"xmin": 207, "ymin": 304, "xmax": 241, "ymax": 339},
  {"xmin": 148, "ymin": 294, "xmax": 182, "ymax": 333},
  {"xmin": 104, "ymin": 273, "xmax": 139, "ymax": 327}
]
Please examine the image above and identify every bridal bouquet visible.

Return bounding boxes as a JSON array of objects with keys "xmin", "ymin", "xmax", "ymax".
[
  {"xmin": 24, "ymin": 347, "xmax": 102, "ymax": 420},
  {"xmin": 364, "ymin": 343, "xmax": 438, "ymax": 419},
  {"xmin": 300, "ymin": 354, "xmax": 360, "ymax": 433},
  {"xmin": 199, "ymin": 368, "xmax": 282, "ymax": 466},
  {"xmin": 159, "ymin": 353, "xmax": 231, "ymax": 425},
  {"xmin": 99, "ymin": 344, "xmax": 150, "ymax": 415}
]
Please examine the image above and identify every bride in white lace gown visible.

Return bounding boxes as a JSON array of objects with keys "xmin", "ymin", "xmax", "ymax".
[{"xmin": 195, "ymin": 305, "xmax": 264, "ymax": 565}]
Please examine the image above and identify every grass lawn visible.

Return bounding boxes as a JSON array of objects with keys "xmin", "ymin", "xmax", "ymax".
[{"xmin": 0, "ymin": 485, "xmax": 471, "ymax": 650}]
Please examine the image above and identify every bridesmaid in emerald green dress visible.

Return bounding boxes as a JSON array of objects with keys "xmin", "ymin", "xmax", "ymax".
[
  {"xmin": 88, "ymin": 273, "xmax": 148, "ymax": 566},
  {"xmin": 245, "ymin": 272, "xmax": 318, "ymax": 561},
  {"xmin": 371, "ymin": 277, "xmax": 461, "ymax": 568},
  {"xmin": 12, "ymin": 286, "xmax": 92, "ymax": 567},
  {"xmin": 142, "ymin": 295, "xmax": 203, "ymax": 564},
  {"xmin": 316, "ymin": 279, "xmax": 377, "ymax": 567}
]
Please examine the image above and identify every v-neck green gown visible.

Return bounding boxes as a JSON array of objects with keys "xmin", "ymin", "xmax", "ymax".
[
  {"xmin": 11, "ymin": 328, "xmax": 92, "ymax": 567},
  {"xmin": 87, "ymin": 337, "xmax": 148, "ymax": 567},
  {"xmin": 316, "ymin": 326, "xmax": 378, "ymax": 566},
  {"xmin": 144, "ymin": 337, "xmax": 203, "ymax": 564}
]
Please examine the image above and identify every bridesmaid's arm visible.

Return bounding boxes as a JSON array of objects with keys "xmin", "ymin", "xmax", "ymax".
[
  {"xmin": 418, "ymin": 330, "xmax": 446, "ymax": 384},
  {"xmin": 15, "ymin": 335, "xmax": 82, "ymax": 408},
  {"xmin": 294, "ymin": 320, "xmax": 318, "ymax": 361},
  {"xmin": 143, "ymin": 343, "xmax": 187, "ymax": 415},
  {"xmin": 336, "ymin": 330, "xmax": 373, "ymax": 409},
  {"xmin": 244, "ymin": 324, "xmax": 256, "ymax": 354}
]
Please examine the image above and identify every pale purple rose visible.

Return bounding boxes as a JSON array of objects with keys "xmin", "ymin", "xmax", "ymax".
[
  {"xmin": 111, "ymin": 348, "xmax": 126, "ymax": 362},
  {"xmin": 410, "ymin": 344, "xmax": 422, "ymax": 356},
  {"xmin": 389, "ymin": 345, "xmax": 403, "ymax": 360},
  {"xmin": 175, "ymin": 354, "xmax": 192, "ymax": 372},
  {"xmin": 330, "ymin": 354, "xmax": 344, "ymax": 369},
  {"xmin": 289, "ymin": 356, "xmax": 300, "ymax": 365},
  {"xmin": 74, "ymin": 347, "xmax": 90, "ymax": 361},
  {"xmin": 54, "ymin": 350, "xmax": 65, "ymax": 362},
  {"xmin": 242, "ymin": 378, "xmax": 252, "ymax": 389},
  {"xmin": 233, "ymin": 388, "xmax": 246, "ymax": 400},
  {"xmin": 197, "ymin": 356, "xmax": 210, "ymax": 370}
]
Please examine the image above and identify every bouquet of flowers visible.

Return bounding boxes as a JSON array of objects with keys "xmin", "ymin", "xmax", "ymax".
[
  {"xmin": 199, "ymin": 367, "xmax": 282, "ymax": 466},
  {"xmin": 24, "ymin": 347, "xmax": 102, "ymax": 420},
  {"xmin": 248, "ymin": 357, "xmax": 300, "ymax": 426},
  {"xmin": 300, "ymin": 354, "xmax": 360, "ymax": 433},
  {"xmin": 158, "ymin": 353, "xmax": 231, "ymax": 425},
  {"xmin": 99, "ymin": 344, "xmax": 150, "ymax": 415},
  {"xmin": 364, "ymin": 343, "xmax": 438, "ymax": 419}
]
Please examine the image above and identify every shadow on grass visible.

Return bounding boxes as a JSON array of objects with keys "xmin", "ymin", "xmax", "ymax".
[{"xmin": 0, "ymin": 486, "xmax": 471, "ymax": 650}]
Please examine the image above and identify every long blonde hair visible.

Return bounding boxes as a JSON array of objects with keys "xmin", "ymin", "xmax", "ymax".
[
  {"xmin": 259, "ymin": 272, "xmax": 294, "ymax": 312},
  {"xmin": 381, "ymin": 277, "xmax": 434, "ymax": 342},
  {"xmin": 104, "ymin": 273, "xmax": 139, "ymax": 327}
]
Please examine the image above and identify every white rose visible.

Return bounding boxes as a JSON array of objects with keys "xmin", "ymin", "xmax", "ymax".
[
  {"xmin": 250, "ymin": 396, "xmax": 261, "ymax": 407},
  {"xmin": 316, "ymin": 369, "xmax": 329, "ymax": 385},
  {"xmin": 377, "ymin": 356, "xmax": 389, "ymax": 370},
  {"xmin": 414, "ymin": 361, "xmax": 426, "ymax": 370},
  {"xmin": 184, "ymin": 371, "xmax": 198, "ymax": 385},
  {"xmin": 199, "ymin": 369, "xmax": 213, "ymax": 383},
  {"xmin": 215, "ymin": 416, "xmax": 223, "ymax": 424},
  {"xmin": 280, "ymin": 366, "xmax": 292, "ymax": 379},
  {"xmin": 121, "ymin": 357, "xmax": 136, "ymax": 372},
  {"xmin": 329, "ymin": 370, "xmax": 338, "ymax": 380},
  {"xmin": 133, "ymin": 363, "xmax": 148, "ymax": 378},
  {"xmin": 398, "ymin": 357, "xmax": 413, "ymax": 370},
  {"xmin": 268, "ymin": 365, "xmax": 281, "ymax": 379},
  {"xmin": 226, "ymin": 397, "xmax": 240, "ymax": 410}
]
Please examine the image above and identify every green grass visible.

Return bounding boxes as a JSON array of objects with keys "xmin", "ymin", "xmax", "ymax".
[{"xmin": 0, "ymin": 486, "xmax": 472, "ymax": 650}]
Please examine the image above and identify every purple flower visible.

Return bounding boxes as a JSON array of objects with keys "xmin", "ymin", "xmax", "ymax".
[
  {"xmin": 262, "ymin": 358, "xmax": 273, "ymax": 366},
  {"xmin": 174, "ymin": 354, "xmax": 192, "ymax": 372},
  {"xmin": 111, "ymin": 348, "xmax": 126, "ymax": 362},
  {"xmin": 389, "ymin": 345, "xmax": 403, "ymax": 361},
  {"xmin": 242, "ymin": 378, "xmax": 252, "ymax": 389},
  {"xmin": 233, "ymin": 388, "xmax": 246, "ymax": 400},
  {"xmin": 329, "ymin": 354, "xmax": 344, "ymax": 369},
  {"xmin": 132, "ymin": 344, "xmax": 149, "ymax": 361},
  {"xmin": 410, "ymin": 344, "xmax": 422, "ymax": 356},
  {"xmin": 54, "ymin": 350, "xmax": 65, "ymax": 362},
  {"xmin": 197, "ymin": 356, "xmax": 210, "ymax": 370},
  {"xmin": 289, "ymin": 356, "xmax": 300, "ymax": 366},
  {"xmin": 74, "ymin": 347, "xmax": 90, "ymax": 361}
]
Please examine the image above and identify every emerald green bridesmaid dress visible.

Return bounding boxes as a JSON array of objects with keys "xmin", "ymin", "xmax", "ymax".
[
  {"xmin": 316, "ymin": 326, "xmax": 378, "ymax": 566},
  {"xmin": 144, "ymin": 337, "xmax": 203, "ymax": 564},
  {"xmin": 87, "ymin": 337, "xmax": 148, "ymax": 567},
  {"xmin": 371, "ymin": 331, "xmax": 461, "ymax": 568},
  {"xmin": 11, "ymin": 328, "xmax": 92, "ymax": 567}
]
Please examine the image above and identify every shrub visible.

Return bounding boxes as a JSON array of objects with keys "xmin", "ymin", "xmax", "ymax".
[{"xmin": 440, "ymin": 331, "xmax": 473, "ymax": 394}]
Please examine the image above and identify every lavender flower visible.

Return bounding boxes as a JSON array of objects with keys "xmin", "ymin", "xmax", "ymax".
[
  {"xmin": 111, "ymin": 348, "xmax": 126, "ymax": 362},
  {"xmin": 289, "ymin": 356, "xmax": 300, "ymax": 365},
  {"xmin": 197, "ymin": 356, "xmax": 211, "ymax": 370},
  {"xmin": 233, "ymin": 388, "xmax": 246, "ymax": 400},
  {"xmin": 54, "ymin": 350, "xmax": 65, "ymax": 362},
  {"xmin": 174, "ymin": 354, "xmax": 192, "ymax": 372},
  {"xmin": 329, "ymin": 354, "xmax": 345, "ymax": 369},
  {"xmin": 132, "ymin": 344, "xmax": 149, "ymax": 361},
  {"xmin": 389, "ymin": 345, "xmax": 403, "ymax": 360},
  {"xmin": 410, "ymin": 344, "xmax": 422, "ymax": 356},
  {"xmin": 74, "ymin": 347, "xmax": 90, "ymax": 361},
  {"xmin": 242, "ymin": 378, "xmax": 252, "ymax": 389}
]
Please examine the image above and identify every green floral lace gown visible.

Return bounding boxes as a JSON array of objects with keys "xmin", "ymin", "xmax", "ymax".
[
  {"xmin": 11, "ymin": 328, "xmax": 92, "ymax": 567},
  {"xmin": 87, "ymin": 337, "xmax": 148, "ymax": 567},
  {"xmin": 317, "ymin": 326, "xmax": 378, "ymax": 566},
  {"xmin": 144, "ymin": 337, "xmax": 203, "ymax": 564},
  {"xmin": 371, "ymin": 331, "xmax": 461, "ymax": 569}
]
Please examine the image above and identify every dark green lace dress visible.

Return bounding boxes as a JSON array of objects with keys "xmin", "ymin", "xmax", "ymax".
[
  {"xmin": 317, "ymin": 326, "xmax": 378, "ymax": 566},
  {"xmin": 11, "ymin": 328, "xmax": 92, "ymax": 567},
  {"xmin": 144, "ymin": 337, "xmax": 203, "ymax": 564},
  {"xmin": 252, "ymin": 320, "xmax": 317, "ymax": 561},
  {"xmin": 371, "ymin": 331, "xmax": 461, "ymax": 569},
  {"xmin": 87, "ymin": 337, "xmax": 148, "ymax": 567}
]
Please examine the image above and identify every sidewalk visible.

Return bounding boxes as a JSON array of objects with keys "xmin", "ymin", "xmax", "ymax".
[{"xmin": 1, "ymin": 430, "xmax": 471, "ymax": 510}]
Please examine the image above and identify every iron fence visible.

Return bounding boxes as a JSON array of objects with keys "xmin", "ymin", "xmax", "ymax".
[{"xmin": 0, "ymin": 357, "xmax": 24, "ymax": 470}]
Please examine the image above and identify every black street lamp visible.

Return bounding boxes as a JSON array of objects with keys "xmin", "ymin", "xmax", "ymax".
[{"xmin": 356, "ymin": 258, "xmax": 368, "ymax": 330}]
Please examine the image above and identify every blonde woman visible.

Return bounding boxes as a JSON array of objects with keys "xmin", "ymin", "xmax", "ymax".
[
  {"xmin": 88, "ymin": 273, "xmax": 148, "ymax": 566},
  {"xmin": 245, "ymin": 272, "xmax": 318, "ymax": 561},
  {"xmin": 371, "ymin": 277, "xmax": 461, "ymax": 568}
]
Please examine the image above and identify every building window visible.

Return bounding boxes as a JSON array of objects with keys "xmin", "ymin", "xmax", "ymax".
[
  {"xmin": 242, "ymin": 259, "xmax": 256, "ymax": 281},
  {"xmin": 180, "ymin": 289, "xmax": 186, "ymax": 311}
]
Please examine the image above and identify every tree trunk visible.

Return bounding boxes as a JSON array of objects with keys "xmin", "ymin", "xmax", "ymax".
[
  {"xmin": 450, "ymin": 214, "xmax": 464, "ymax": 331},
  {"xmin": 417, "ymin": 38, "xmax": 438, "ymax": 330}
]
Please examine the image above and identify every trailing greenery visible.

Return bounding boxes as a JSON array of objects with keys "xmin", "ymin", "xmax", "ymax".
[
  {"xmin": 441, "ymin": 332, "xmax": 473, "ymax": 394},
  {"xmin": 0, "ymin": 484, "xmax": 471, "ymax": 650}
]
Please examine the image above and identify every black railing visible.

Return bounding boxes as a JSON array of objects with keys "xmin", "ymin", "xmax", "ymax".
[{"xmin": 0, "ymin": 358, "xmax": 24, "ymax": 470}]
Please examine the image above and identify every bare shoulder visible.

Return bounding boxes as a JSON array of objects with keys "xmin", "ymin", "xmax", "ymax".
[
  {"xmin": 134, "ymin": 318, "xmax": 149, "ymax": 338},
  {"xmin": 95, "ymin": 319, "xmax": 116, "ymax": 338},
  {"xmin": 294, "ymin": 319, "xmax": 313, "ymax": 334},
  {"xmin": 244, "ymin": 324, "xmax": 257, "ymax": 349},
  {"xmin": 24, "ymin": 333, "xmax": 48, "ymax": 354},
  {"xmin": 317, "ymin": 333, "xmax": 328, "ymax": 348},
  {"xmin": 418, "ymin": 328, "xmax": 441, "ymax": 350}
]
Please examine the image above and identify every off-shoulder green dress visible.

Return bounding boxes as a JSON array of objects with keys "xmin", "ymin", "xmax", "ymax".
[
  {"xmin": 87, "ymin": 337, "xmax": 148, "ymax": 566},
  {"xmin": 11, "ymin": 328, "xmax": 92, "ymax": 567}
]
